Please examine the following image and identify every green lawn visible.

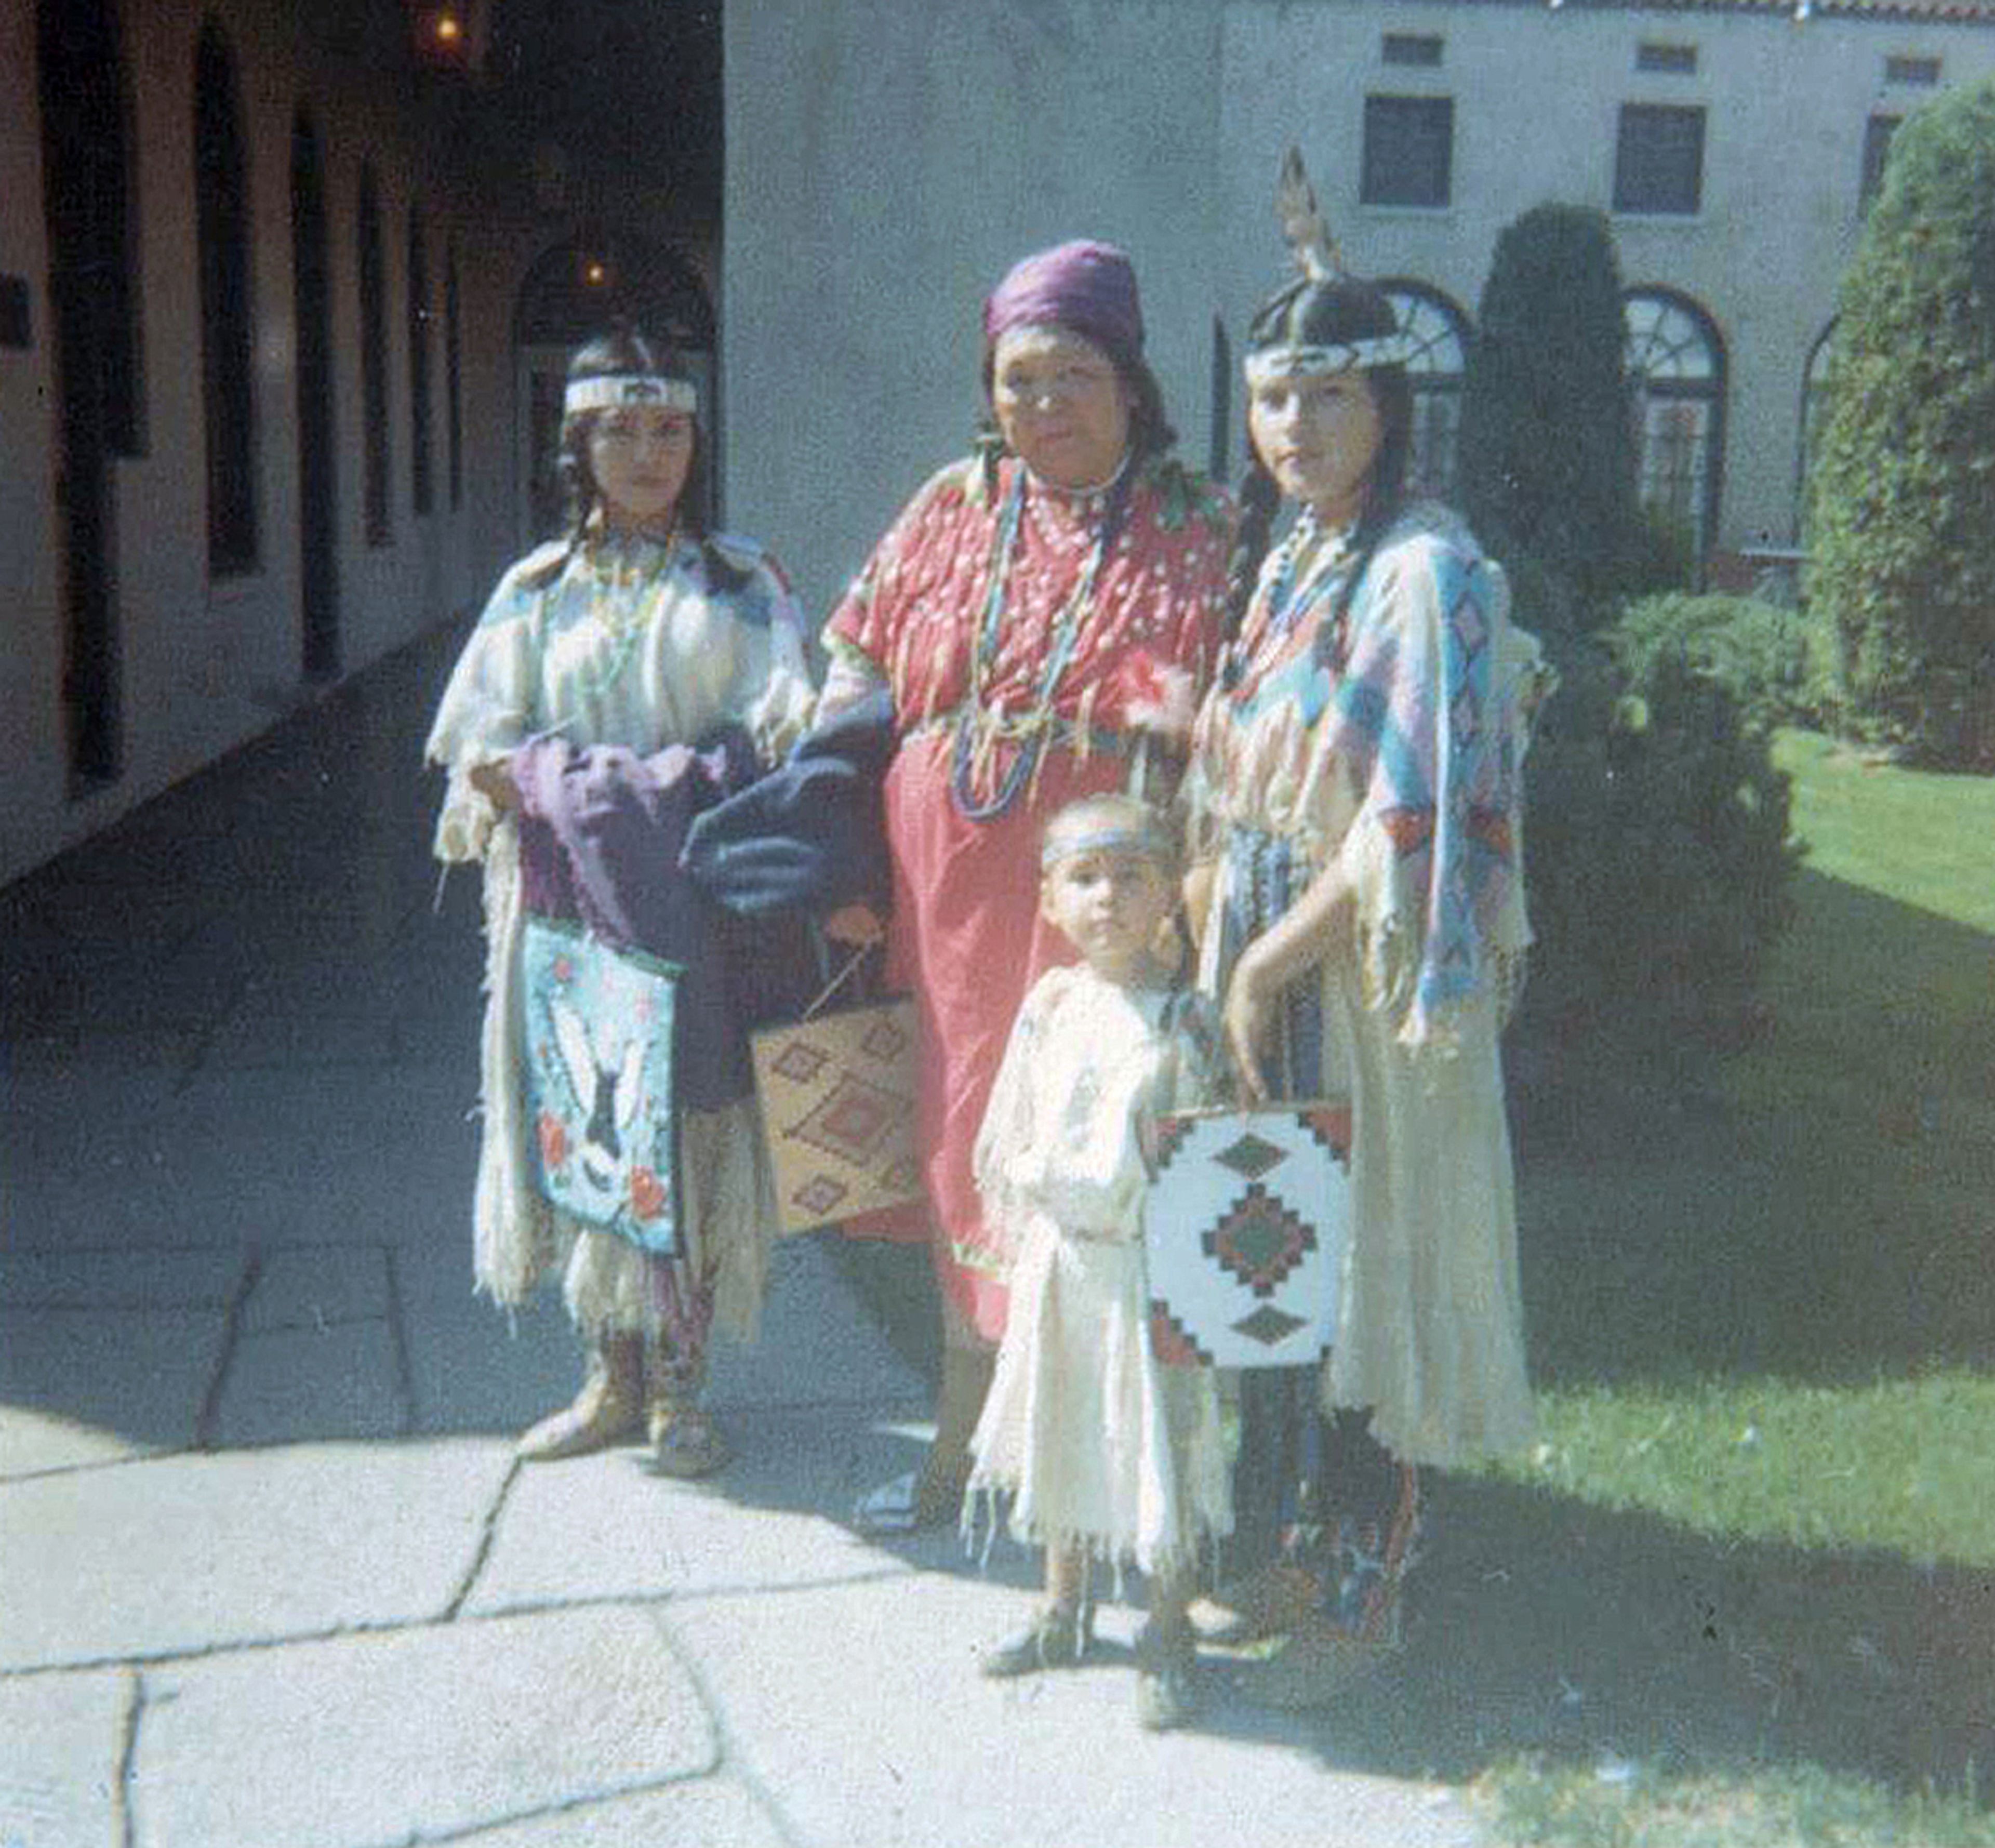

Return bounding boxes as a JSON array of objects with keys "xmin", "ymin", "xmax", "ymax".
[{"xmin": 1472, "ymin": 730, "xmax": 1995, "ymax": 1843}]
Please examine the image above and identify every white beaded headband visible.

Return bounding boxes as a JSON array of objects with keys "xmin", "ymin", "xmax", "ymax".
[
  {"xmin": 564, "ymin": 374, "xmax": 698, "ymax": 416},
  {"xmin": 1244, "ymin": 332, "xmax": 1415, "ymax": 385}
]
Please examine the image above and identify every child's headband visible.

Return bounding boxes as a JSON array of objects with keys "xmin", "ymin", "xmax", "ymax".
[{"xmin": 1040, "ymin": 818, "xmax": 1178, "ymax": 871}]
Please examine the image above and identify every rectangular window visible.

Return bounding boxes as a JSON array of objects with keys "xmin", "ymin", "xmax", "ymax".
[
  {"xmin": 1614, "ymin": 103, "xmax": 1705, "ymax": 215},
  {"xmin": 1362, "ymin": 95, "xmax": 1454, "ymax": 208},
  {"xmin": 1635, "ymin": 42, "xmax": 1697, "ymax": 75},
  {"xmin": 1382, "ymin": 33, "xmax": 1443, "ymax": 68},
  {"xmin": 1885, "ymin": 55, "xmax": 1941, "ymax": 86},
  {"xmin": 1860, "ymin": 112, "xmax": 1900, "ymax": 209}
]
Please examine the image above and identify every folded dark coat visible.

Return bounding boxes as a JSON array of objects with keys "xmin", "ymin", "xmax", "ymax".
[{"xmin": 679, "ymin": 688, "xmax": 895, "ymax": 919}]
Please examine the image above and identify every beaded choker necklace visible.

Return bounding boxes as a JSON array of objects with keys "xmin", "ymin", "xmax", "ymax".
[
  {"xmin": 1262, "ymin": 509, "xmax": 1355, "ymax": 636},
  {"xmin": 950, "ymin": 461, "xmax": 1130, "ymax": 820}
]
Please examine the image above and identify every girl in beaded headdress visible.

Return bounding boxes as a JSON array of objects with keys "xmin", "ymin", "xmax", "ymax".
[
  {"xmin": 425, "ymin": 328, "xmax": 815, "ymax": 1477},
  {"xmin": 964, "ymin": 792, "xmax": 1231, "ymax": 1732},
  {"xmin": 1183, "ymin": 153, "xmax": 1549, "ymax": 1694}
]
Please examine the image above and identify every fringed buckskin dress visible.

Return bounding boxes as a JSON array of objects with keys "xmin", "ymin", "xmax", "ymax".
[
  {"xmin": 426, "ymin": 527, "xmax": 815, "ymax": 1354},
  {"xmin": 964, "ymin": 965, "xmax": 1233, "ymax": 1579},
  {"xmin": 1189, "ymin": 500, "xmax": 1545, "ymax": 1640}
]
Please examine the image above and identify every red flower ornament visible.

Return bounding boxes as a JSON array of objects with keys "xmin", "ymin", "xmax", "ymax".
[{"xmin": 629, "ymin": 1166, "xmax": 667, "ymax": 1221}]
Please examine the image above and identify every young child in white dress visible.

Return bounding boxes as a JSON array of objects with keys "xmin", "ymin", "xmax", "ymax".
[{"xmin": 964, "ymin": 793, "xmax": 1232, "ymax": 1731}]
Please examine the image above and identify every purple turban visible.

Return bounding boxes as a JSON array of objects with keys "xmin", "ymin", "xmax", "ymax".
[{"xmin": 982, "ymin": 240, "xmax": 1146, "ymax": 373}]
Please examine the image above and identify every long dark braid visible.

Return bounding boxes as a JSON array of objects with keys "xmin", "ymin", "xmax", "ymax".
[
  {"xmin": 1225, "ymin": 458, "xmax": 1283, "ymax": 640},
  {"xmin": 1312, "ymin": 495, "xmax": 1401, "ymax": 673}
]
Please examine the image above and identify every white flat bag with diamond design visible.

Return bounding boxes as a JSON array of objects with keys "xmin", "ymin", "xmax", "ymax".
[{"xmin": 1143, "ymin": 1102, "xmax": 1352, "ymax": 1370}]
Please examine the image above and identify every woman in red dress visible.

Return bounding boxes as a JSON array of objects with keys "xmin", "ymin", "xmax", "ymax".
[{"xmin": 817, "ymin": 241, "xmax": 1233, "ymax": 1528}]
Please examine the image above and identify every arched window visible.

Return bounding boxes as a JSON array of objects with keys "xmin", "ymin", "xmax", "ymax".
[
  {"xmin": 357, "ymin": 164, "xmax": 391, "ymax": 544},
  {"xmin": 1379, "ymin": 279, "xmax": 1470, "ymax": 503},
  {"xmin": 1623, "ymin": 287, "xmax": 1724, "ymax": 560},
  {"xmin": 407, "ymin": 203, "xmax": 432, "ymax": 516},
  {"xmin": 194, "ymin": 18, "xmax": 257, "ymax": 573},
  {"xmin": 1796, "ymin": 318, "xmax": 1837, "ymax": 533}
]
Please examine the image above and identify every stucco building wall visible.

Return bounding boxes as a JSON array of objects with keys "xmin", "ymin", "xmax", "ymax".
[
  {"xmin": 724, "ymin": 0, "xmax": 1230, "ymax": 623},
  {"xmin": 726, "ymin": 0, "xmax": 1995, "ymax": 624},
  {"xmin": 1218, "ymin": 1, "xmax": 1995, "ymax": 552}
]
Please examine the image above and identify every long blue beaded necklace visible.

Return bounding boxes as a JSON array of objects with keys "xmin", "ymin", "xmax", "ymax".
[{"xmin": 949, "ymin": 461, "xmax": 1128, "ymax": 821}]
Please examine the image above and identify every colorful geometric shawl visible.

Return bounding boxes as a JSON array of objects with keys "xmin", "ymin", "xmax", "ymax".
[{"xmin": 1327, "ymin": 512, "xmax": 1542, "ymax": 1052}]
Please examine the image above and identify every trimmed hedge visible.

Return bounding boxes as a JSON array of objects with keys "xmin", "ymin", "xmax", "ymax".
[
  {"xmin": 1459, "ymin": 205, "xmax": 1644, "ymax": 628},
  {"xmin": 1806, "ymin": 76, "xmax": 1995, "ymax": 766}
]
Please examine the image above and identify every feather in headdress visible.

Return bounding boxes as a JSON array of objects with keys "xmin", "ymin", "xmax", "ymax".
[{"xmin": 1275, "ymin": 144, "xmax": 1342, "ymax": 282}]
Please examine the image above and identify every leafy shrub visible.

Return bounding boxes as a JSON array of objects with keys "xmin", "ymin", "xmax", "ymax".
[
  {"xmin": 1806, "ymin": 76, "xmax": 1995, "ymax": 767},
  {"xmin": 1516, "ymin": 630, "xmax": 1797, "ymax": 1052},
  {"xmin": 1608, "ymin": 592, "xmax": 1823, "ymax": 733}
]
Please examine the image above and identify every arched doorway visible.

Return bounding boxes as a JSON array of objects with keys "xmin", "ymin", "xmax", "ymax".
[{"xmin": 512, "ymin": 235, "xmax": 715, "ymax": 546}]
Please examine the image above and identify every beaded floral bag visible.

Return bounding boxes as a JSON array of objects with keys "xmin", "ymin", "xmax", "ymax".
[{"xmin": 520, "ymin": 916, "xmax": 681, "ymax": 1255}]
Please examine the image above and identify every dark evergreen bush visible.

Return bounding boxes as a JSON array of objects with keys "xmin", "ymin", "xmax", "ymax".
[
  {"xmin": 1806, "ymin": 76, "xmax": 1995, "ymax": 766},
  {"xmin": 1459, "ymin": 205, "xmax": 1643, "ymax": 628}
]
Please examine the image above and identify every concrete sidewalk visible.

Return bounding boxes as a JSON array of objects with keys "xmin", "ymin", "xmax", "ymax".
[{"xmin": 0, "ymin": 630, "xmax": 1485, "ymax": 1847}]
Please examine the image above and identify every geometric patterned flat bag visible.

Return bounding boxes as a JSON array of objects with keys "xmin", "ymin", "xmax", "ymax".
[
  {"xmin": 750, "ymin": 951, "xmax": 924, "ymax": 1234},
  {"xmin": 1145, "ymin": 1102, "xmax": 1352, "ymax": 1370},
  {"xmin": 519, "ymin": 916, "xmax": 681, "ymax": 1256}
]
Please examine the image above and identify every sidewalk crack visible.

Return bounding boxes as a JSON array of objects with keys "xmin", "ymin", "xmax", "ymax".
[
  {"xmin": 192, "ymin": 1245, "xmax": 263, "ymax": 1451},
  {"xmin": 647, "ymin": 1610, "xmax": 808, "ymax": 1848},
  {"xmin": 114, "ymin": 1667, "xmax": 144, "ymax": 1848},
  {"xmin": 443, "ymin": 1456, "xmax": 522, "ymax": 1621}
]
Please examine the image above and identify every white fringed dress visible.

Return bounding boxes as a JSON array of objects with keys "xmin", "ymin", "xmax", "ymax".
[
  {"xmin": 425, "ymin": 527, "xmax": 814, "ymax": 1345},
  {"xmin": 965, "ymin": 964, "xmax": 1233, "ymax": 1579}
]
